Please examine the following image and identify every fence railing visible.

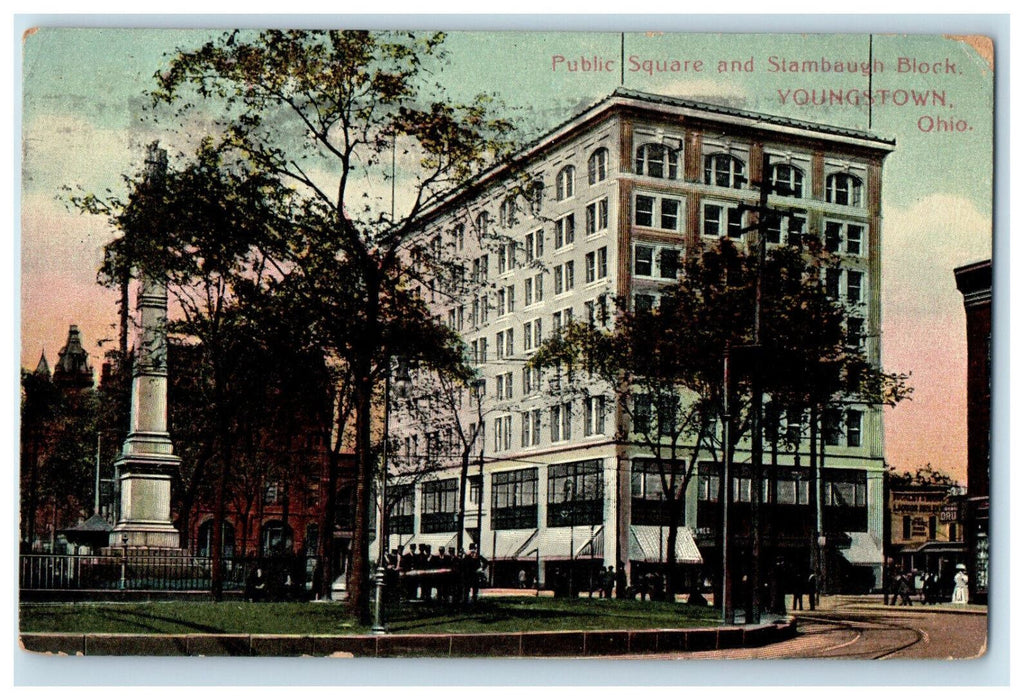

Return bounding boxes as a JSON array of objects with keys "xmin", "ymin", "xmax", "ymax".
[{"xmin": 19, "ymin": 553, "xmax": 249, "ymax": 591}]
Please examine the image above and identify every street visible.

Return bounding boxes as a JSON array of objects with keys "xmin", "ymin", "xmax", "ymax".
[{"xmin": 617, "ymin": 595, "xmax": 987, "ymax": 660}]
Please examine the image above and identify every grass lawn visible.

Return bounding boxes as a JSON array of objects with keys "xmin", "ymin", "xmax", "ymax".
[{"xmin": 20, "ymin": 597, "xmax": 720, "ymax": 636}]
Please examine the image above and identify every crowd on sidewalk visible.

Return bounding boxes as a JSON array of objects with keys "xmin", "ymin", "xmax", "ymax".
[
  {"xmin": 383, "ymin": 543, "xmax": 488, "ymax": 604},
  {"xmin": 887, "ymin": 564, "xmax": 969, "ymax": 606}
]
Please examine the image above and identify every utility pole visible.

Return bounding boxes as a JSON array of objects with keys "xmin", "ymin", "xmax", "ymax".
[{"xmin": 735, "ymin": 157, "xmax": 807, "ymax": 623}]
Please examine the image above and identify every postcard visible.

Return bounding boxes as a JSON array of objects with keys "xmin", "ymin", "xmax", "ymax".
[{"xmin": 18, "ymin": 26, "xmax": 993, "ymax": 663}]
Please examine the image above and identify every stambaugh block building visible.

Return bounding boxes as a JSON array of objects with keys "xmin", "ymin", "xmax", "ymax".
[{"xmin": 382, "ymin": 88, "xmax": 895, "ymax": 594}]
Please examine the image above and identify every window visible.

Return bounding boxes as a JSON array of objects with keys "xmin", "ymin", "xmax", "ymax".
[
  {"xmin": 555, "ymin": 213, "xmax": 575, "ymax": 248},
  {"xmin": 522, "ymin": 366, "xmax": 533, "ymax": 394},
  {"xmin": 533, "ymin": 318, "xmax": 543, "ymax": 347},
  {"xmin": 825, "ymin": 268, "xmax": 842, "ymax": 300},
  {"xmin": 528, "ymin": 178, "xmax": 544, "ymax": 214},
  {"xmin": 494, "ymin": 415, "xmax": 513, "ymax": 452},
  {"xmin": 531, "ymin": 408, "xmax": 543, "ymax": 444},
  {"xmin": 826, "ymin": 172, "xmax": 864, "ymax": 207},
  {"xmin": 635, "ymin": 143, "xmax": 679, "ymax": 179},
  {"xmin": 553, "ymin": 262, "xmax": 574, "ymax": 295},
  {"xmin": 474, "ymin": 211, "xmax": 490, "ymax": 239},
  {"xmin": 387, "ymin": 485, "xmax": 415, "ymax": 535},
  {"xmin": 825, "ymin": 220, "xmax": 865, "ymax": 256},
  {"xmin": 497, "ymin": 241, "xmax": 517, "ymax": 274},
  {"xmin": 260, "ymin": 520, "xmax": 293, "ymax": 555},
  {"xmin": 774, "ymin": 471, "xmax": 810, "ymax": 505},
  {"xmin": 846, "ymin": 270, "xmax": 864, "ymax": 304},
  {"xmin": 525, "ymin": 229, "xmax": 544, "ymax": 262},
  {"xmin": 523, "ymin": 321, "xmax": 533, "ymax": 352},
  {"xmin": 697, "ymin": 473, "xmax": 720, "ymax": 503},
  {"xmin": 586, "ymin": 247, "xmax": 608, "ymax": 284},
  {"xmin": 492, "ymin": 468, "xmax": 539, "ymax": 529},
  {"xmin": 633, "ymin": 244, "xmax": 680, "ymax": 279},
  {"xmin": 845, "ymin": 410, "xmax": 863, "ymax": 447},
  {"xmin": 634, "ymin": 293, "xmax": 656, "ymax": 314},
  {"xmin": 702, "ymin": 202, "xmax": 745, "ymax": 239},
  {"xmin": 453, "ymin": 223, "xmax": 465, "ymax": 252},
  {"xmin": 550, "ymin": 402, "xmax": 573, "ymax": 442},
  {"xmin": 547, "ymin": 460, "xmax": 604, "ymax": 527},
  {"xmin": 846, "ymin": 318, "xmax": 864, "ymax": 348},
  {"xmin": 765, "ymin": 214, "xmax": 806, "ymax": 246},
  {"xmin": 421, "ymin": 479, "xmax": 459, "ymax": 533},
  {"xmin": 823, "ymin": 471, "xmax": 867, "ymax": 508},
  {"xmin": 588, "ymin": 147, "xmax": 608, "ymax": 185},
  {"xmin": 631, "ymin": 458, "xmax": 686, "ymax": 526},
  {"xmin": 556, "ymin": 165, "xmax": 575, "ymax": 201},
  {"xmin": 704, "ymin": 153, "xmax": 747, "ymax": 189},
  {"xmin": 769, "ymin": 163, "xmax": 805, "ymax": 198},
  {"xmin": 902, "ymin": 515, "xmax": 912, "ymax": 539},
  {"xmin": 822, "ymin": 409, "xmax": 843, "ymax": 446},
  {"xmin": 499, "ymin": 196, "xmax": 518, "ymax": 228},
  {"xmin": 584, "ymin": 395, "xmax": 606, "ymax": 436},
  {"xmin": 732, "ymin": 476, "xmax": 752, "ymax": 502},
  {"xmin": 635, "ymin": 194, "xmax": 682, "ymax": 231},
  {"xmin": 928, "ymin": 515, "xmax": 938, "ymax": 541},
  {"xmin": 586, "ymin": 197, "xmax": 608, "ymax": 235}
]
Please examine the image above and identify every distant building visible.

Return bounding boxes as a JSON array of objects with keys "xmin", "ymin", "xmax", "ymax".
[
  {"xmin": 888, "ymin": 485, "xmax": 965, "ymax": 576},
  {"xmin": 52, "ymin": 325, "xmax": 94, "ymax": 391},
  {"xmin": 955, "ymin": 259, "xmax": 991, "ymax": 602}
]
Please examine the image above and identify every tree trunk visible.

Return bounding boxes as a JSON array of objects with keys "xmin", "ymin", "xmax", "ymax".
[
  {"xmin": 316, "ymin": 449, "xmax": 339, "ymax": 600},
  {"xmin": 347, "ymin": 365, "xmax": 375, "ymax": 625}
]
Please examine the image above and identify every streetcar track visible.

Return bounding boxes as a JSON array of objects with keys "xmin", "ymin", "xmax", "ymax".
[{"xmin": 795, "ymin": 612, "xmax": 928, "ymax": 659}]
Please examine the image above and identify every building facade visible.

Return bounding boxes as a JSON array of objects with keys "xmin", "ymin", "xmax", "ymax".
[
  {"xmin": 888, "ymin": 486, "xmax": 966, "ymax": 577},
  {"xmin": 385, "ymin": 89, "xmax": 894, "ymax": 594},
  {"xmin": 954, "ymin": 259, "xmax": 991, "ymax": 602}
]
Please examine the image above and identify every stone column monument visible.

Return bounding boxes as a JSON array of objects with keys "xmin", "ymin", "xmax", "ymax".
[{"xmin": 110, "ymin": 143, "xmax": 182, "ymax": 549}]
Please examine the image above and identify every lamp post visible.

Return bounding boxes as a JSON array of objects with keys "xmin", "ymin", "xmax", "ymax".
[
  {"xmin": 372, "ymin": 357, "xmax": 410, "ymax": 635},
  {"xmin": 564, "ymin": 478, "xmax": 575, "ymax": 599}
]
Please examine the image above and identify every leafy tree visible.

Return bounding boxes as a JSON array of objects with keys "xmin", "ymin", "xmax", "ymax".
[
  {"xmin": 138, "ymin": 30, "xmax": 515, "ymax": 620},
  {"xmin": 534, "ymin": 237, "xmax": 910, "ymax": 605},
  {"xmin": 888, "ymin": 464, "xmax": 959, "ymax": 489},
  {"xmin": 20, "ymin": 371, "xmax": 98, "ymax": 550}
]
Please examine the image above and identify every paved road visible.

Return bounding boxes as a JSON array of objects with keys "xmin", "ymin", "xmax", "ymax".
[{"xmin": 618, "ymin": 595, "xmax": 987, "ymax": 660}]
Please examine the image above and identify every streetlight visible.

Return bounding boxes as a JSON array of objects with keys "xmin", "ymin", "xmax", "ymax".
[
  {"xmin": 372, "ymin": 356, "xmax": 411, "ymax": 635},
  {"xmin": 564, "ymin": 477, "xmax": 575, "ymax": 599}
]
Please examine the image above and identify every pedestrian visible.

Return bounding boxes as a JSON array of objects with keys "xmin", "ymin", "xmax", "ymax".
[
  {"xmin": 792, "ymin": 569, "xmax": 805, "ymax": 611},
  {"xmin": 952, "ymin": 564, "xmax": 969, "ymax": 604},
  {"xmin": 616, "ymin": 560, "xmax": 628, "ymax": 599},
  {"xmin": 518, "ymin": 568, "xmax": 528, "ymax": 589},
  {"xmin": 923, "ymin": 571, "xmax": 938, "ymax": 605},
  {"xmin": 246, "ymin": 566, "xmax": 268, "ymax": 602},
  {"xmin": 913, "ymin": 570, "xmax": 925, "ymax": 603},
  {"xmin": 601, "ymin": 566, "xmax": 615, "ymax": 598},
  {"xmin": 898, "ymin": 571, "xmax": 913, "ymax": 606},
  {"xmin": 807, "ymin": 571, "xmax": 818, "ymax": 610},
  {"xmin": 890, "ymin": 568, "xmax": 902, "ymax": 606}
]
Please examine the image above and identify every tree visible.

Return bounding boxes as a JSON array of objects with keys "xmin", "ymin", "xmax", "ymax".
[
  {"xmin": 534, "ymin": 236, "xmax": 910, "ymax": 605},
  {"xmin": 148, "ymin": 30, "xmax": 516, "ymax": 621}
]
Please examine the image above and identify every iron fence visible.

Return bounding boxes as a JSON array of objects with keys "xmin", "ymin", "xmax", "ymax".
[{"xmin": 18, "ymin": 552, "xmax": 248, "ymax": 591}]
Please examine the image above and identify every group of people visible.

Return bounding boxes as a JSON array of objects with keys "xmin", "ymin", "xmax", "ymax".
[
  {"xmin": 889, "ymin": 564, "xmax": 969, "ymax": 606},
  {"xmin": 383, "ymin": 542, "xmax": 487, "ymax": 604}
]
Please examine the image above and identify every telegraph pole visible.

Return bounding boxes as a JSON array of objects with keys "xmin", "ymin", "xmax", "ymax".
[{"xmin": 735, "ymin": 158, "xmax": 806, "ymax": 623}]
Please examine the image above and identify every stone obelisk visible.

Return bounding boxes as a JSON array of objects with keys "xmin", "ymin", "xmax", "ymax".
[{"xmin": 110, "ymin": 143, "xmax": 181, "ymax": 549}]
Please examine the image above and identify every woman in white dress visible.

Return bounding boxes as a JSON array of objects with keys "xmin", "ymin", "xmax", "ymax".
[{"xmin": 952, "ymin": 564, "xmax": 969, "ymax": 604}]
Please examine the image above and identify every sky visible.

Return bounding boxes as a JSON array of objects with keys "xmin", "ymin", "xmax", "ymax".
[{"xmin": 17, "ymin": 27, "xmax": 994, "ymax": 484}]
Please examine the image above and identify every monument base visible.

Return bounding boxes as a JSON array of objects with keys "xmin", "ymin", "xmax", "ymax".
[{"xmin": 109, "ymin": 523, "xmax": 182, "ymax": 550}]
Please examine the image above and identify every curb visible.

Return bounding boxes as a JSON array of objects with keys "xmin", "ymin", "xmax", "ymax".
[{"xmin": 20, "ymin": 619, "xmax": 796, "ymax": 657}]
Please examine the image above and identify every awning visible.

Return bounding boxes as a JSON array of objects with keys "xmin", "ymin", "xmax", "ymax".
[
  {"xmin": 840, "ymin": 531, "xmax": 883, "ymax": 565},
  {"xmin": 387, "ymin": 532, "xmax": 415, "ymax": 552},
  {"xmin": 628, "ymin": 525, "xmax": 703, "ymax": 564},
  {"xmin": 485, "ymin": 529, "xmax": 538, "ymax": 559},
  {"xmin": 408, "ymin": 532, "xmax": 458, "ymax": 552},
  {"xmin": 524, "ymin": 525, "xmax": 604, "ymax": 560},
  {"xmin": 899, "ymin": 541, "xmax": 966, "ymax": 555}
]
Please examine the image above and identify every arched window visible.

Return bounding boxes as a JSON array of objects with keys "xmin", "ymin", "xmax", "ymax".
[
  {"xmin": 635, "ymin": 143, "xmax": 679, "ymax": 179},
  {"xmin": 825, "ymin": 172, "xmax": 864, "ymax": 207},
  {"xmin": 197, "ymin": 520, "xmax": 235, "ymax": 559},
  {"xmin": 769, "ymin": 163, "xmax": 805, "ymax": 198},
  {"xmin": 704, "ymin": 153, "xmax": 747, "ymax": 189},
  {"xmin": 499, "ymin": 196, "xmax": 518, "ymax": 228},
  {"xmin": 588, "ymin": 148, "xmax": 608, "ymax": 185},
  {"xmin": 474, "ymin": 211, "xmax": 490, "ymax": 239},
  {"xmin": 260, "ymin": 520, "xmax": 294, "ymax": 556},
  {"xmin": 556, "ymin": 165, "xmax": 575, "ymax": 201}
]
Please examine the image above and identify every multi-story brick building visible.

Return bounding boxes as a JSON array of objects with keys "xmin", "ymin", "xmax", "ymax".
[{"xmin": 384, "ymin": 88, "xmax": 894, "ymax": 594}]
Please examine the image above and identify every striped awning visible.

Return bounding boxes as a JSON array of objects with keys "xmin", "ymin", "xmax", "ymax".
[
  {"xmin": 523, "ymin": 525, "xmax": 604, "ymax": 560},
  {"xmin": 485, "ymin": 529, "xmax": 538, "ymax": 559},
  {"xmin": 628, "ymin": 525, "xmax": 703, "ymax": 564}
]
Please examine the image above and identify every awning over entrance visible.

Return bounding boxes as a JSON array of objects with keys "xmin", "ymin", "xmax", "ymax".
[
  {"xmin": 523, "ymin": 525, "xmax": 604, "ymax": 560},
  {"xmin": 841, "ymin": 531, "xmax": 883, "ymax": 565},
  {"xmin": 899, "ymin": 541, "xmax": 966, "ymax": 556},
  {"xmin": 628, "ymin": 525, "xmax": 703, "ymax": 564},
  {"xmin": 486, "ymin": 529, "xmax": 538, "ymax": 559}
]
